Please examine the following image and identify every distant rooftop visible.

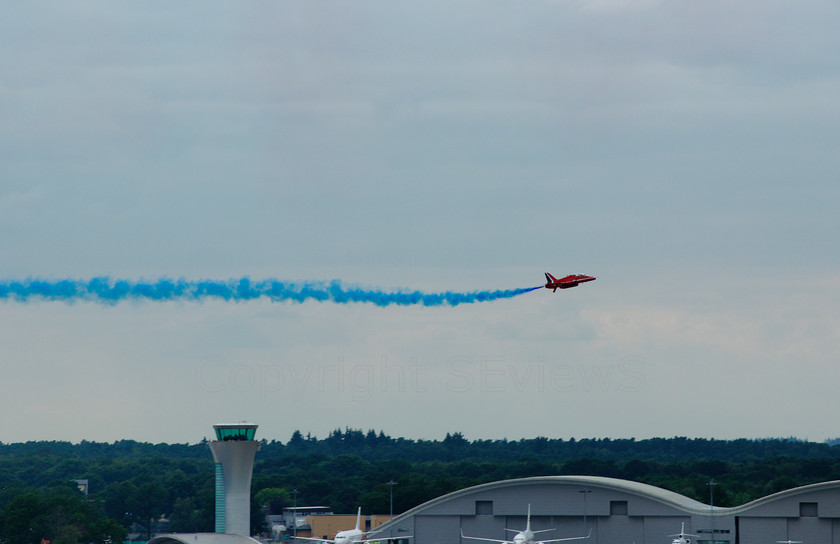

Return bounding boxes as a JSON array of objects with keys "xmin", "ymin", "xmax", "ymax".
[{"xmin": 213, "ymin": 423, "xmax": 258, "ymax": 442}]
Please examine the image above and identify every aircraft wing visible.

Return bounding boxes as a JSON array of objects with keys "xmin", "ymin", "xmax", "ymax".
[
  {"xmin": 539, "ymin": 529, "xmax": 592, "ymax": 542},
  {"xmin": 460, "ymin": 531, "xmax": 510, "ymax": 544},
  {"xmin": 294, "ymin": 538, "xmax": 335, "ymax": 544}
]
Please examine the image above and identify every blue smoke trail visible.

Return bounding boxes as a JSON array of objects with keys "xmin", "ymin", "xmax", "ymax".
[{"xmin": 0, "ymin": 277, "xmax": 542, "ymax": 307}]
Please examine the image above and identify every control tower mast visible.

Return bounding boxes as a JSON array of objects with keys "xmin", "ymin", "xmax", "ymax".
[{"xmin": 208, "ymin": 423, "xmax": 260, "ymax": 536}]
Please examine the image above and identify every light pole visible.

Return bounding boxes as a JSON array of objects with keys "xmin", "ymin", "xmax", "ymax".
[
  {"xmin": 292, "ymin": 489, "xmax": 299, "ymax": 541},
  {"xmin": 707, "ymin": 480, "xmax": 717, "ymax": 544},
  {"xmin": 579, "ymin": 489, "xmax": 592, "ymax": 534},
  {"xmin": 387, "ymin": 480, "xmax": 397, "ymax": 539}
]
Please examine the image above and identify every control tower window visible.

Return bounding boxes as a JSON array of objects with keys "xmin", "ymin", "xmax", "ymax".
[{"xmin": 214, "ymin": 425, "xmax": 257, "ymax": 441}]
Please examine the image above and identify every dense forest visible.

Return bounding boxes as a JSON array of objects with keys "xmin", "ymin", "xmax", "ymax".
[{"xmin": 4, "ymin": 430, "xmax": 840, "ymax": 544}]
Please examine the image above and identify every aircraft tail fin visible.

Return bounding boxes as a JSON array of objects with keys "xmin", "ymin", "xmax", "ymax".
[
  {"xmin": 669, "ymin": 523, "xmax": 700, "ymax": 539},
  {"xmin": 545, "ymin": 273, "xmax": 557, "ymax": 283},
  {"xmin": 355, "ymin": 507, "xmax": 362, "ymax": 531}
]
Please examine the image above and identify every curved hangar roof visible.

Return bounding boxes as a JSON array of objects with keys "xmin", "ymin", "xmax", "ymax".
[
  {"xmin": 394, "ymin": 475, "xmax": 712, "ymax": 517},
  {"xmin": 148, "ymin": 534, "xmax": 262, "ymax": 544}
]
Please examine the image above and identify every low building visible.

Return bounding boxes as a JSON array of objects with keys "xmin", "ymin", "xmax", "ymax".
[{"xmin": 305, "ymin": 513, "xmax": 392, "ymax": 541}]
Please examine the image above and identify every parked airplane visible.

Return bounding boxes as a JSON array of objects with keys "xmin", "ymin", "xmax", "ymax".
[
  {"xmin": 296, "ymin": 508, "xmax": 409, "ymax": 544},
  {"xmin": 461, "ymin": 504, "xmax": 590, "ymax": 544},
  {"xmin": 544, "ymin": 273, "xmax": 596, "ymax": 292},
  {"xmin": 668, "ymin": 523, "xmax": 699, "ymax": 544}
]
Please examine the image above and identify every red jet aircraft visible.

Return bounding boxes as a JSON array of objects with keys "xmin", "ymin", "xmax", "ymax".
[{"xmin": 544, "ymin": 272, "xmax": 596, "ymax": 292}]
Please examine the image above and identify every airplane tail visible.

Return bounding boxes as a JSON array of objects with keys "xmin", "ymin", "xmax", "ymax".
[
  {"xmin": 520, "ymin": 505, "xmax": 554, "ymax": 535},
  {"xmin": 545, "ymin": 273, "xmax": 557, "ymax": 283},
  {"xmin": 355, "ymin": 507, "xmax": 362, "ymax": 531},
  {"xmin": 669, "ymin": 523, "xmax": 699, "ymax": 539}
]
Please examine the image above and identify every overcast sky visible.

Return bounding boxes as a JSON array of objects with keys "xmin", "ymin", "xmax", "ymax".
[{"xmin": 1, "ymin": 1, "xmax": 838, "ymax": 445}]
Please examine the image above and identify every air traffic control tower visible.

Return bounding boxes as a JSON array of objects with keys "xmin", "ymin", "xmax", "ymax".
[{"xmin": 209, "ymin": 423, "xmax": 260, "ymax": 536}]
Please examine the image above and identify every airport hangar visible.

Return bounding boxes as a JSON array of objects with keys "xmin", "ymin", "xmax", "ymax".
[{"xmin": 377, "ymin": 476, "xmax": 840, "ymax": 544}]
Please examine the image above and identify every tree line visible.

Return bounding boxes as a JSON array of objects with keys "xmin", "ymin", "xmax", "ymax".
[{"xmin": 3, "ymin": 431, "xmax": 840, "ymax": 544}]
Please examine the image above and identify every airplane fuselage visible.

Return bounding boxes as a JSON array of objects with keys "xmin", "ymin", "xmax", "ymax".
[
  {"xmin": 544, "ymin": 273, "xmax": 596, "ymax": 292},
  {"xmin": 334, "ymin": 530, "xmax": 364, "ymax": 544},
  {"xmin": 513, "ymin": 531, "xmax": 535, "ymax": 544}
]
